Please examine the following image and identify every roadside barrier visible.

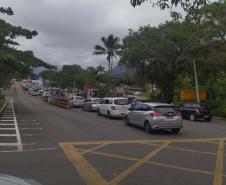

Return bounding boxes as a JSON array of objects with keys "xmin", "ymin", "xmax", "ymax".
[{"xmin": 55, "ymin": 99, "xmax": 70, "ymax": 109}]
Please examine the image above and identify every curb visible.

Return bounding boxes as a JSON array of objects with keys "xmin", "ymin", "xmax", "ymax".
[
  {"xmin": 0, "ymin": 101, "xmax": 8, "ymax": 115},
  {"xmin": 213, "ymin": 116, "xmax": 226, "ymax": 121}
]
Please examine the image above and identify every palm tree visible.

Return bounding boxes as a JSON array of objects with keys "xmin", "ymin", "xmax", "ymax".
[{"xmin": 93, "ymin": 34, "xmax": 122, "ymax": 71}]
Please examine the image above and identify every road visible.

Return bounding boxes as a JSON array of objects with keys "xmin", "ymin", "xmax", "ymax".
[{"xmin": 0, "ymin": 85, "xmax": 226, "ymax": 185}]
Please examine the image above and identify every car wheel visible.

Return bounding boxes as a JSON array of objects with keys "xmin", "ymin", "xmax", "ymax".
[
  {"xmin": 124, "ymin": 116, "xmax": 130, "ymax": 125},
  {"xmin": 107, "ymin": 111, "xmax": 112, "ymax": 119},
  {"xmin": 97, "ymin": 109, "xmax": 101, "ymax": 116},
  {"xmin": 144, "ymin": 121, "xmax": 152, "ymax": 133},
  {"xmin": 82, "ymin": 106, "xmax": 85, "ymax": 111},
  {"xmin": 89, "ymin": 107, "xmax": 92, "ymax": 112},
  {"xmin": 189, "ymin": 114, "xmax": 196, "ymax": 121},
  {"xmin": 171, "ymin": 128, "xmax": 180, "ymax": 134}
]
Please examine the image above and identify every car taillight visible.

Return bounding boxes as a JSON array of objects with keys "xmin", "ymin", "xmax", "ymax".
[
  {"xmin": 176, "ymin": 112, "xmax": 181, "ymax": 116},
  {"xmin": 150, "ymin": 112, "xmax": 162, "ymax": 117},
  {"xmin": 111, "ymin": 106, "xmax": 116, "ymax": 110}
]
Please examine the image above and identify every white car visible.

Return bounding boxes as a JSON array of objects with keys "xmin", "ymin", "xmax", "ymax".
[
  {"xmin": 71, "ymin": 96, "xmax": 85, "ymax": 107},
  {"xmin": 97, "ymin": 97, "xmax": 130, "ymax": 119}
]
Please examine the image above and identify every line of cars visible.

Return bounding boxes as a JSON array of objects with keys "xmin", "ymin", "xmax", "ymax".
[
  {"xmin": 78, "ymin": 97, "xmax": 183, "ymax": 134},
  {"xmin": 80, "ymin": 97, "xmax": 213, "ymax": 134},
  {"xmin": 22, "ymin": 83, "xmax": 212, "ymax": 135}
]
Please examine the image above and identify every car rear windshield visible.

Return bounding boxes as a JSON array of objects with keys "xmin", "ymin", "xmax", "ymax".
[
  {"xmin": 154, "ymin": 106, "xmax": 176, "ymax": 114},
  {"xmin": 76, "ymin": 97, "xmax": 84, "ymax": 100},
  {"xmin": 114, "ymin": 99, "xmax": 129, "ymax": 105}
]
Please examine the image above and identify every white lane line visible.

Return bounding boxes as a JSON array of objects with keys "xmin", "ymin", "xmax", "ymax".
[
  {"xmin": 22, "ymin": 134, "xmax": 42, "ymax": 137},
  {"xmin": 20, "ymin": 128, "xmax": 43, "ymax": 130},
  {"xmin": 0, "ymin": 128, "xmax": 15, "ymax": 130},
  {"xmin": 0, "ymin": 134, "xmax": 17, "ymax": 137},
  {"xmin": 0, "ymin": 124, "xmax": 15, "ymax": 126},
  {"xmin": 11, "ymin": 97, "xmax": 23, "ymax": 151},
  {"xmin": 0, "ymin": 143, "xmax": 18, "ymax": 146},
  {"xmin": 0, "ymin": 120, "xmax": 14, "ymax": 122},
  {"xmin": 19, "ymin": 123, "xmax": 40, "ymax": 125},
  {"xmin": 0, "ymin": 147, "xmax": 57, "ymax": 153}
]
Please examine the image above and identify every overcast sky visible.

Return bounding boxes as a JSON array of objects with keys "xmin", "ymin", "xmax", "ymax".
[{"xmin": 1, "ymin": 0, "xmax": 171, "ymax": 69}]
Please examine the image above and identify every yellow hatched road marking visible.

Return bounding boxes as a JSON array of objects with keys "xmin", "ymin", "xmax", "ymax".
[
  {"xmin": 65, "ymin": 137, "xmax": 226, "ymax": 146},
  {"xmin": 59, "ymin": 143, "xmax": 109, "ymax": 185},
  {"xmin": 109, "ymin": 141, "xmax": 170, "ymax": 185},
  {"xmin": 80, "ymin": 143, "xmax": 108, "ymax": 155},
  {"xmin": 60, "ymin": 138, "xmax": 226, "ymax": 185},
  {"xmin": 78, "ymin": 148, "xmax": 226, "ymax": 178},
  {"xmin": 213, "ymin": 139, "xmax": 224, "ymax": 185}
]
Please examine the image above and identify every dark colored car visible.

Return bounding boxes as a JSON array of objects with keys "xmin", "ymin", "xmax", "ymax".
[{"xmin": 180, "ymin": 102, "xmax": 212, "ymax": 122}]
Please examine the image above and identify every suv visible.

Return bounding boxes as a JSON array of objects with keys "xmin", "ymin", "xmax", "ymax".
[
  {"xmin": 180, "ymin": 102, "xmax": 212, "ymax": 122},
  {"xmin": 97, "ymin": 97, "xmax": 130, "ymax": 119},
  {"xmin": 125, "ymin": 103, "xmax": 183, "ymax": 134}
]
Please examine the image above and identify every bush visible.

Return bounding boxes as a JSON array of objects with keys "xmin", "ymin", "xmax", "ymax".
[
  {"xmin": 0, "ymin": 95, "xmax": 6, "ymax": 109},
  {"xmin": 213, "ymin": 102, "xmax": 226, "ymax": 118}
]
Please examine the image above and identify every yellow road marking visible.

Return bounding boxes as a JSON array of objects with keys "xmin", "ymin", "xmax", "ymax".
[
  {"xmin": 143, "ymin": 142, "xmax": 218, "ymax": 156},
  {"xmin": 109, "ymin": 141, "xmax": 170, "ymax": 185},
  {"xmin": 78, "ymin": 148, "xmax": 226, "ymax": 177},
  {"xmin": 65, "ymin": 137, "xmax": 226, "ymax": 146},
  {"xmin": 213, "ymin": 139, "xmax": 224, "ymax": 185},
  {"xmin": 80, "ymin": 143, "xmax": 108, "ymax": 155},
  {"xmin": 59, "ymin": 143, "xmax": 108, "ymax": 185},
  {"xmin": 59, "ymin": 138, "xmax": 226, "ymax": 185}
]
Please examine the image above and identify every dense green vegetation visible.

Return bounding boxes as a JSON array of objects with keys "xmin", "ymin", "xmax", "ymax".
[
  {"xmin": 0, "ymin": 6, "xmax": 55, "ymax": 88},
  {"xmin": 0, "ymin": 95, "xmax": 6, "ymax": 109},
  {"xmin": 120, "ymin": 0, "xmax": 226, "ymax": 117}
]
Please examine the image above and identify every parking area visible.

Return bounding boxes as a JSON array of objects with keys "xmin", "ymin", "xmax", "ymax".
[{"xmin": 60, "ymin": 138, "xmax": 226, "ymax": 185}]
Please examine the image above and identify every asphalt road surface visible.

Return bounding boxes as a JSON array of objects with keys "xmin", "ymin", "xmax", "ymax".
[{"xmin": 0, "ymin": 85, "xmax": 226, "ymax": 185}]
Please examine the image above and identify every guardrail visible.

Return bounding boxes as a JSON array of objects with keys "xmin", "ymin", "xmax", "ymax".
[{"xmin": 55, "ymin": 99, "xmax": 70, "ymax": 109}]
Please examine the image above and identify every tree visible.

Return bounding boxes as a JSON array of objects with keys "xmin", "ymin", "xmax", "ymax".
[
  {"xmin": 120, "ymin": 22, "xmax": 191, "ymax": 102},
  {"xmin": 130, "ymin": 0, "xmax": 209, "ymax": 19},
  {"xmin": 0, "ymin": 6, "xmax": 55, "ymax": 87},
  {"xmin": 93, "ymin": 34, "xmax": 122, "ymax": 71}
]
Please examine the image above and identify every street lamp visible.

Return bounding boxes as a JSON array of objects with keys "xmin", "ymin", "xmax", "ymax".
[{"xmin": 193, "ymin": 59, "xmax": 200, "ymax": 103}]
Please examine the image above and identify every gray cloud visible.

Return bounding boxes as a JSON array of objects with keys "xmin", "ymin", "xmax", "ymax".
[{"xmin": 1, "ymin": 0, "xmax": 171, "ymax": 69}]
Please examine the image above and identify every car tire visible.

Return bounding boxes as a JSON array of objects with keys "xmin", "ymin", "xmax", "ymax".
[
  {"xmin": 144, "ymin": 121, "xmax": 152, "ymax": 133},
  {"xmin": 82, "ymin": 106, "xmax": 85, "ymax": 111},
  {"xmin": 124, "ymin": 116, "xmax": 130, "ymax": 125},
  {"xmin": 189, "ymin": 114, "xmax": 196, "ymax": 121},
  {"xmin": 171, "ymin": 128, "xmax": 180, "ymax": 134},
  {"xmin": 89, "ymin": 107, "xmax": 92, "ymax": 112},
  {"xmin": 107, "ymin": 111, "xmax": 112, "ymax": 119}
]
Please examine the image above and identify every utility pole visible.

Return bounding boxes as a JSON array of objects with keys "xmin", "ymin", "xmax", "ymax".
[{"xmin": 193, "ymin": 58, "xmax": 200, "ymax": 103}]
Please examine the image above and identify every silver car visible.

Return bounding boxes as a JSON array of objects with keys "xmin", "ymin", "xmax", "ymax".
[
  {"xmin": 124, "ymin": 102, "xmax": 183, "ymax": 134},
  {"xmin": 82, "ymin": 98, "xmax": 102, "ymax": 111}
]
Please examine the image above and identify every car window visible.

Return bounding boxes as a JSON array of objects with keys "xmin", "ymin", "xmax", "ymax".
[
  {"xmin": 154, "ymin": 106, "xmax": 176, "ymax": 114},
  {"xmin": 133, "ymin": 104, "xmax": 142, "ymax": 111},
  {"xmin": 105, "ymin": 99, "xmax": 109, "ymax": 104},
  {"xmin": 109, "ymin": 100, "xmax": 113, "ymax": 104},
  {"xmin": 140, "ymin": 104, "xmax": 152, "ymax": 111},
  {"xmin": 114, "ymin": 99, "xmax": 129, "ymax": 105}
]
